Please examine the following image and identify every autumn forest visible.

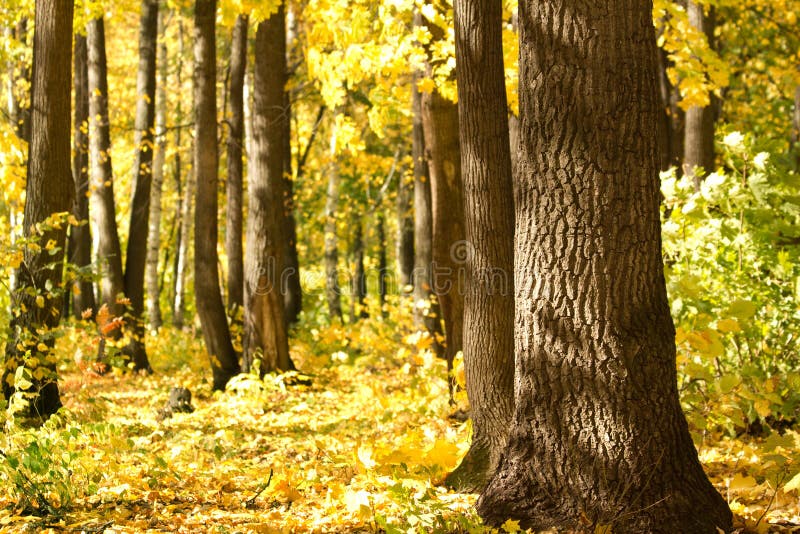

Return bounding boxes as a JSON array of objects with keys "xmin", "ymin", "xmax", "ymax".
[{"xmin": 0, "ymin": 0, "xmax": 799, "ymax": 532}]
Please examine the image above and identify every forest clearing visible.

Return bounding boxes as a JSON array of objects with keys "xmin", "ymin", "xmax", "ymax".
[{"xmin": 2, "ymin": 0, "xmax": 800, "ymax": 532}]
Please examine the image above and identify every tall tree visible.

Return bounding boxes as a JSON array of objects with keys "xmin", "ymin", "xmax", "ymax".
[
  {"xmin": 145, "ymin": 8, "xmax": 168, "ymax": 329},
  {"xmin": 123, "ymin": 0, "xmax": 158, "ymax": 372},
  {"xmin": 194, "ymin": 0, "xmax": 240, "ymax": 389},
  {"xmin": 683, "ymin": 0, "xmax": 716, "ymax": 185},
  {"xmin": 87, "ymin": 16, "xmax": 126, "ymax": 329},
  {"xmin": 477, "ymin": 1, "xmax": 733, "ymax": 531},
  {"xmin": 6, "ymin": 18, "xmax": 31, "ymax": 142},
  {"xmin": 172, "ymin": 19, "xmax": 191, "ymax": 328},
  {"xmin": 324, "ymin": 115, "xmax": 344, "ymax": 322},
  {"xmin": 2, "ymin": 0, "xmax": 74, "ymax": 418},
  {"xmin": 411, "ymin": 65, "xmax": 443, "ymax": 356},
  {"xmin": 348, "ymin": 215, "xmax": 367, "ymax": 322},
  {"xmin": 446, "ymin": 0, "xmax": 515, "ymax": 491},
  {"xmin": 282, "ymin": 7, "xmax": 303, "ymax": 324},
  {"xmin": 69, "ymin": 32, "xmax": 96, "ymax": 319},
  {"xmin": 226, "ymin": 14, "xmax": 247, "ymax": 316},
  {"xmin": 242, "ymin": 5, "xmax": 293, "ymax": 373},
  {"xmin": 395, "ymin": 171, "xmax": 414, "ymax": 289}
]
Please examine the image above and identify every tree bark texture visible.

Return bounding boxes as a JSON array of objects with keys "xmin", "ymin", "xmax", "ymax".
[
  {"xmin": 2, "ymin": 0, "xmax": 74, "ymax": 418},
  {"xmin": 145, "ymin": 8, "xmax": 168, "ymax": 329},
  {"xmin": 123, "ymin": 0, "xmax": 158, "ymax": 372},
  {"xmin": 477, "ymin": 2, "xmax": 732, "ymax": 532},
  {"xmin": 69, "ymin": 32, "xmax": 96, "ymax": 319},
  {"xmin": 683, "ymin": 1, "xmax": 716, "ymax": 185},
  {"xmin": 226, "ymin": 14, "xmax": 247, "ymax": 315},
  {"xmin": 446, "ymin": 0, "xmax": 515, "ymax": 492},
  {"xmin": 171, "ymin": 19, "xmax": 189, "ymax": 327},
  {"xmin": 87, "ymin": 17, "xmax": 126, "ymax": 323},
  {"xmin": 194, "ymin": 0, "xmax": 240, "ymax": 389},
  {"xmin": 242, "ymin": 7, "xmax": 293, "ymax": 374}
]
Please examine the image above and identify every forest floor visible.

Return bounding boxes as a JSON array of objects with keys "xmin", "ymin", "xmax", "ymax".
[{"xmin": 1, "ymin": 307, "xmax": 800, "ymax": 533}]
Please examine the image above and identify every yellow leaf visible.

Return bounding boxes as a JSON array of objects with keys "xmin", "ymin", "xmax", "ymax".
[
  {"xmin": 502, "ymin": 519, "xmax": 521, "ymax": 533},
  {"xmin": 35, "ymin": 295, "xmax": 45, "ymax": 308},
  {"xmin": 716, "ymin": 318, "xmax": 741, "ymax": 334},
  {"xmin": 783, "ymin": 471, "xmax": 800, "ymax": 493},
  {"xmin": 754, "ymin": 399, "xmax": 771, "ymax": 419},
  {"xmin": 728, "ymin": 472, "xmax": 757, "ymax": 491},
  {"xmin": 416, "ymin": 77, "xmax": 435, "ymax": 94}
]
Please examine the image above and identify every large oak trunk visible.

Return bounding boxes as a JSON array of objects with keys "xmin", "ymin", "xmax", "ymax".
[
  {"xmin": 193, "ymin": 0, "xmax": 240, "ymax": 389},
  {"xmin": 2, "ymin": 0, "xmax": 74, "ymax": 418},
  {"xmin": 242, "ymin": 6, "xmax": 293, "ymax": 374},
  {"xmin": 446, "ymin": 0, "xmax": 515, "ymax": 491},
  {"xmin": 477, "ymin": 1, "xmax": 732, "ymax": 531}
]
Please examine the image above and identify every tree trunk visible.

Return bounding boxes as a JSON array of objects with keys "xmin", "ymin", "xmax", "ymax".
[
  {"xmin": 123, "ymin": 0, "xmax": 158, "ymax": 373},
  {"xmin": 419, "ymin": 17, "xmax": 466, "ymax": 376},
  {"xmin": 683, "ymin": 0, "xmax": 716, "ymax": 186},
  {"xmin": 87, "ymin": 16, "xmax": 126, "ymax": 326},
  {"xmin": 6, "ymin": 18, "xmax": 31, "ymax": 142},
  {"xmin": 69, "ymin": 32, "xmax": 96, "ymax": 319},
  {"xmin": 193, "ymin": 0, "xmax": 240, "ymax": 389},
  {"xmin": 146, "ymin": 8, "xmax": 167, "ymax": 330},
  {"xmin": 377, "ymin": 211, "xmax": 388, "ymax": 316},
  {"xmin": 242, "ymin": 6, "xmax": 293, "ymax": 374},
  {"xmin": 281, "ymin": 89, "xmax": 303, "ymax": 325},
  {"xmin": 477, "ymin": 2, "xmax": 732, "ymax": 531},
  {"xmin": 411, "ymin": 61, "xmax": 443, "ymax": 356},
  {"xmin": 396, "ymin": 172, "xmax": 414, "ymax": 289},
  {"xmin": 226, "ymin": 14, "xmax": 247, "ymax": 316},
  {"xmin": 324, "ymin": 117, "xmax": 343, "ymax": 322},
  {"xmin": 349, "ymin": 216, "xmax": 367, "ymax": 323},
  {"xmin": 172, "ymin": 19, "xmax": 189, "ymax": 327},
  {"xmin": 2, "ymin": 0, "xmax": 74, "ymax": 419},
  {"xmin": 793, "ymin": 83, "xmax": 800, "ymax": 169},
  {"xmin": 446, "ymin": 0, "xmax": 515, "ymax": 492}
]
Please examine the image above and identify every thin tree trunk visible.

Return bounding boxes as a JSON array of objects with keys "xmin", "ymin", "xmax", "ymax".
[
  {"xmin": 324, "ymin": 116, "xmax": 343, "ymax": 322},
  {"xmin": 377, "ymin": 211, "xmax": 388, "ymax": 316},
  {"xmin": 69, "ymin": 33, "xmax": 96, "ymax": 319},
  {"xmin": 123, "ymin": 0, "xmax": 158, "ymax": 372},
  {"xmin": 446, "ymin": 0, "xmax": 515, "ymax": 492},
  {"xmin": 6, "ymin": 18, "xmax": 31, "ymax": 142},
  {"xmin": 146, "ymin": 8, "xmax": 168, "ymax": 330},
  {"xmin": 411, "ymin": 57, "xmax": 443, "ymax": 356},
  {"xmin": 172, "ymin": 20, "xmax": 189, "ymax": 328},
  {"xmin": 282, "ymin": 89, "xmax": 302, "ymax": 325},
  {"xmin": 477, "ymin": 1, "xmax": 732, "ymax": 531},
  {"xmin": 194, "ymin": 0, "xmax": 240, "ymax": 389},
  {"xmin": 226, "ymin": 14, "xmax": 247, "ymax": 316},
  {"xmin": 349, "ymin": 216, "xmax": 367, "ymax": 323},
  {"xmin": 87, "ymin": 16, "xmax": 126, "ymax": 327},
  {"xmin": 683, "ymin": 1, "xmax": 716, "ymax": 186},
  {"xmin": 396, "ymin": 172, "xmax": 414, "ymax": 290},
  {"xmin": 242, "ymin": 6, "xmax": 293, "ymax": 374},
  {"xmin": 2, "ymin": 0, "xmax": 74, "ymax": 419},
  {"xmin": 793, "ymin": 83, "xmax": 800, "ymax": 169}
]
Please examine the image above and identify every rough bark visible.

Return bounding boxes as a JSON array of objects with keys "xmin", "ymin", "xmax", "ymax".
[
  {"xmin": 145, "ymin": 8, "xmax": 168, "ymax": 330},
  {"xmin": 683, "ymin": 1, "xmax": 716, "ymax": 185},
  {"xmin": 476, "ymin": 2, "xmax": 733, "ymax": 531},
  {"xmin": 123, "ymin": 0, "xmax": 158, "ymax": 372},
  {"xmin": 194, "ymin": 0, "xmax": 240, "ymax": 389},
  {"xmin": 226, "ymin": 14, "xmax": 247, "ymax": 315},
  {"xmin": 324, "ymin": 117, "xmax": 343, "ymax": 322},
  {"xmin": 411, "ymin": 65, "xmax": 443, "ymax": 356},
  {"xmin": 87, "ymin": 17, "xmax": 126, "ymax": 324},
  {"xmin": 446, "ymin": 0, "xmax": 515, "ymax": 492},
  {"xmin": 2, "ymin": 0, "xmax": 74, "ymax": 418},
  {"xmin": 242, "ymin": 6, "xmax": 293, "ymax": 374},
  {"xmin": 69, "ymin": 33, "xmax": 96, "ymax": 319}
]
